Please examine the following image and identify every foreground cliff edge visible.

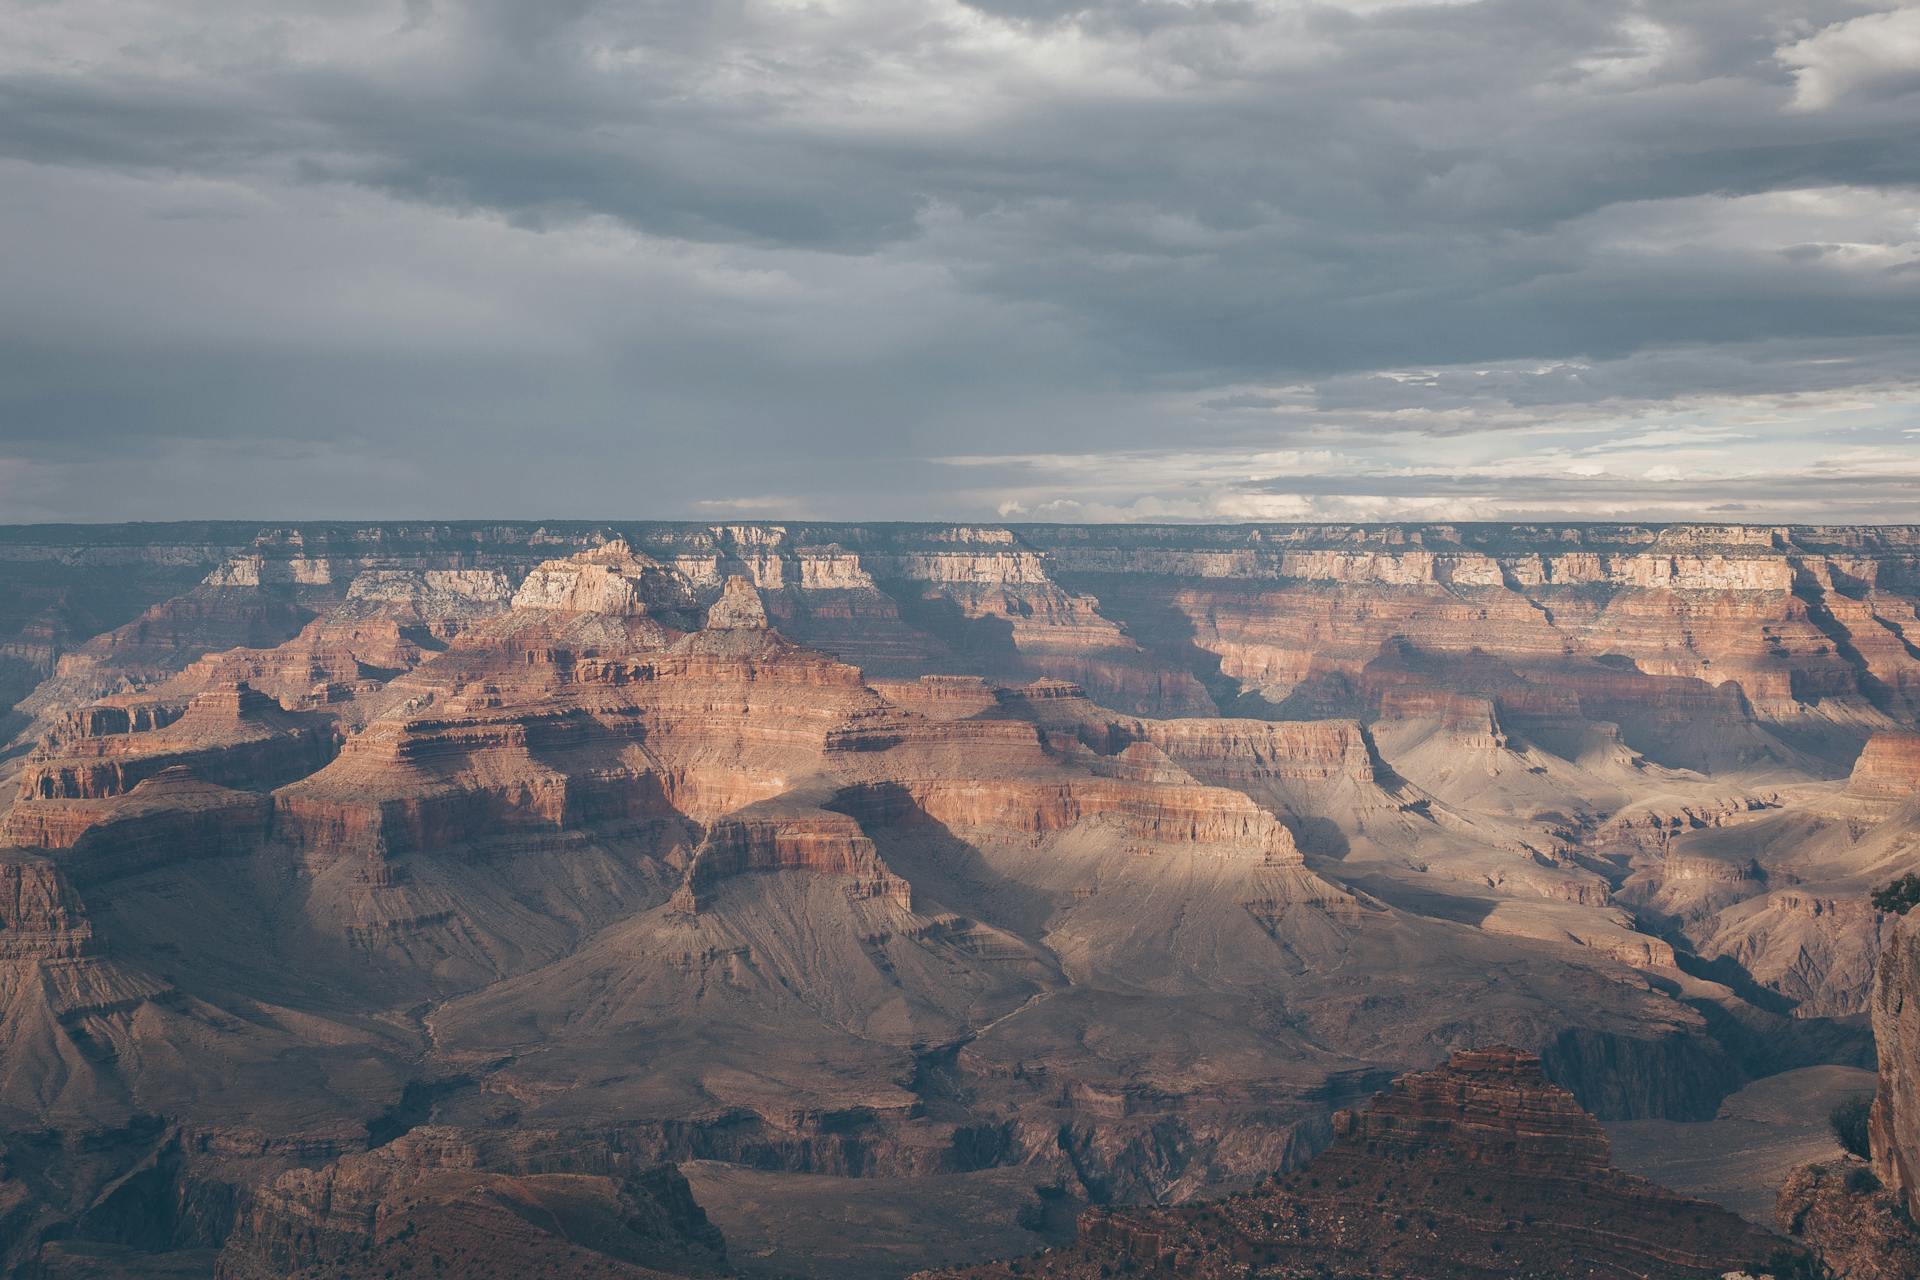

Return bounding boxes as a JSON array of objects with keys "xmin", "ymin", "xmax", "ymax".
[
  {"xmin": 918, "ymin": 1046, "xmax": 1797, "ymax": 1280},
  {"xmin": 1775, "ymin": 893, "xmax": 1920, "ymax": 1280},
  {"xmin": 1, "ymin": 520, "xmax": 1917, "ymax": 1277}
]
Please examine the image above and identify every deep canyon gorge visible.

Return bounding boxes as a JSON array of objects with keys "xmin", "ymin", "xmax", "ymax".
[{"xmin": 3, "ymin": 520, "xmax": 1920, "ymax": 1278}]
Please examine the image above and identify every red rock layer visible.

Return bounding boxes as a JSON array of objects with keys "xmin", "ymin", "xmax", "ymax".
[
  {"xmin": 1850, "ymin": 732, "xmax": 1920, "ymax": 801},
  {"xmin": 14, "ymin": 771, "xmax": 272, "ymax": 886},
  {"xmin": 15, "ymin": 684, "xmax": 334, "ymax": 808},
  {"xmin": 276, "ymin": 623, "xmax": 885, "ymax": 865},
  {"xmin": 867, "ymin": 675, "xmax": 1002, "ymax": 721},
  {"xmin": 158, "ymin": 616, "xmax": 439, "ymax": 721},
  {"xmin": 676, "ymin": 805, "xmax": 910, "ymax": 911},
  {"xmin": 1127, "ymin": 717, "xmax": 1377, "ymax": 787},
  {"xmin": 50, "ymin": 590, "xmax": 316, "ymax": 690}
]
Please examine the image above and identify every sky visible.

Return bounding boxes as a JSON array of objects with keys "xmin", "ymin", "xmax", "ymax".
[{"xmin": 1, "ymin": 0, "xmax": 1918, "ymax": 524}]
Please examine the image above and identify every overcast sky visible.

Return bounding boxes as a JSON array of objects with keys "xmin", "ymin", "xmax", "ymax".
[{"xmin": 2, "ymin": 0, "xmax": 1917, "ymax": 524}]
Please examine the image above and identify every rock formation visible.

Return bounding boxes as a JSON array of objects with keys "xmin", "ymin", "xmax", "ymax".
[
  {"xmin": 920, "ymin": 1047, "xmax": 1793, "ymax": 1280},
  {"xmin": 1849, "ymin": 731, "xmax": 1920, "ymax": 806},
  {"xmin": 215, "ymin": 1129, "xmax": 728, "ymax": 1280},
  {"xmin": 1773, "ymin": 896, "xmax": 1920, "ymax": 1279},
  {"xmin": 1777, "ymin": 1159, "xmax": 1920, "ymax": 1280}
]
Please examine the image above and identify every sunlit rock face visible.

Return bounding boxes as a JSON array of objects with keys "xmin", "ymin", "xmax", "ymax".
[
  {"xmin": 0, "ymin": 521, "xmax": 1915, "ymax": 1277},
  {"xmin": 1850, "ymin": 732, "xmax": 1920, "ymax": 805}
]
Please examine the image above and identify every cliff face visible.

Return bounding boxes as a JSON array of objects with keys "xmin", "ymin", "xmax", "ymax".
[
  {"xmin": 0, "ymin": 521, "xmax": 1916, "ymax": 1277},
  {"xmin": 1871, "ymin": 911, "xmax": 1920, "ymax": 1217},
  {"xmin": 1777, "ymin": 906, "xmax": 1920, "ymax": 1280},
  {"xmin": 13, "ymin": 684, "xmax": 334, "ymax": 813},
  {"xmin": 10, "ymin": 519, "xmax": 1916, "ymax": 731}
]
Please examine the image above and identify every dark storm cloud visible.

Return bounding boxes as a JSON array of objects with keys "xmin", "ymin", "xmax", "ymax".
[{"xmin": 0, "ymin": 0, "xmax": 1915, "ymax": 520}]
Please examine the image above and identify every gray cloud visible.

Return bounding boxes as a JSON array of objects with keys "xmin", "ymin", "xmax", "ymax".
[{"xmin": 0, "ymin": 0, "xmax": 1915, "ymax": 521}]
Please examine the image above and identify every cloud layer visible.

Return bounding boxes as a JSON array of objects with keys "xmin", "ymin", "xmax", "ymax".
[{"xmin": 1, "ymin": 0, "xmax": 1916, "ymax": 522}]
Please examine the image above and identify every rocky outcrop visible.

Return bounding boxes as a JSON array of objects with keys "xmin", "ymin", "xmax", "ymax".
[
  {"xmin": 1778, "ymin": 1159, "xmax": 1920, "ymax": 1280},
  {"xmin": 7, "ymin": 770, "xmax": 271, "ymax": 884},
  {"xmin": 845, "ymin": 772, "xmax": 1305, "ymax": 864},
  {"xmin": 1778, "ymin": 896, "xmax": 1920, "ymax": 1279},
  {"xmin": 703, "ymin": 575, "xmax": 769, "ymax": 630},
  {"xmin": 0, "ymin": 849, "xmax": 95, "ymax": 960},
  {"xmin": 511, "ymin": 539, "xmax": 699, "ymax": 621},
  {"xmin": 340, "ymin": 567, "xmax": 514, "ymax": 617},
  {"xmin": 1124, "ymin": 717, "xmax": 1378, "ymax": 787},
  {"xmin": 923, "ymin": 1047, "xmax": 1792, "ymax": 1280},
  {"xmin": 1850, "ymin": 732, "xmax": 1920, "ymax": 803},
  {"xmin": 13, "ymin": 684, "xmax": 334, "ymax": 810},
  {"xmin": 215, "ymin": 1129, "xmax": 728, "ymax": 1280},
  {"xmin": 275, "ymin": 620, "xmax": 884, "ymax": 865},
  {"xmin": 675, "ymin": 804, "xmax": 910, "ymax": 911}
]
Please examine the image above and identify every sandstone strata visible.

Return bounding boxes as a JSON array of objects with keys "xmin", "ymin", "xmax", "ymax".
[{"xmin": 1849, "ymin": 731, "xmax": 1920, "ymax": 803}]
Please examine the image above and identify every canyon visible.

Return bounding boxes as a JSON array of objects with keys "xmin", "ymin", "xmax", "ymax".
[{"xmin": 1, "ymin": 520, "xmax": 1917, "ymax": 1278}]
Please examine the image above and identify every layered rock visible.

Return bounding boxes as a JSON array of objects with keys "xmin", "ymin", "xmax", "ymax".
[
  {"xmin": 0, "ymin": 849, "xmax": 95, "ymax": 961},
  {"xmin": 7, "ymin": 770, "xmax": 271, "ymax": 885},
  {"xmin": 15, "ymin": 684, "xmax": 333, "ymax": 809},
  {"xmin": 511, "ymin": 539, "xmax": 698, "ymax": 622},
  {"xmin": 275, "ymin": 619, "xmax": 884, "ymax": 866},
  {"xmin": 1849, "ymin": 732, "xmax": 1920, "ymax": 804},
  {"xmin": 216, "ymin": 1129, "xmax": 728, "ymax": 1280},
  {"xmin": 674, "ymin": 802, "xmax": 910, "ymax": 912},
  {"xmin": 703, "ymin": 574, "xmax": 769, "ymax": 631}
]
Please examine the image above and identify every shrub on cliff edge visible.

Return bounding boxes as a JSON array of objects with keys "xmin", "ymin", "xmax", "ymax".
[
  {"xmin": 1831, "ymin": 1096, "xmax": 1872, "ymax": 1160},
  {"xmin": 1871, "ymin": 872, "xmax": 1920, "ymax": 915}
]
